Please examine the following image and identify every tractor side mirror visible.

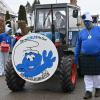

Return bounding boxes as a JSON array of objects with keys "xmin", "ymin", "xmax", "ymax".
[{"xmin": 73, "ymin": 9, "xmax": 78, "ymax": 18}]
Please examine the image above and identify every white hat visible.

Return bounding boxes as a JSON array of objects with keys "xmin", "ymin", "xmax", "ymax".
[
  {"xmin": 16, "ymin": 28, "xmax": 22, "ymax": 33},
  {"xmin": 6, "ymin": 24, "xmax": 10, "ymax": 27},
  {"xmin": 82, "ymin": 12, "xmax": 93, "ymax": 21},
  {"xmin": 5, "ymin": 26, "xmax": 12, "ymax": 33}
]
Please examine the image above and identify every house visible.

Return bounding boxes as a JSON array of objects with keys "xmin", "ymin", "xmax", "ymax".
[
  {"xmin": 0, "ymin": 0, "xmax": 16, "ymax": 33},
  {"xmin": 0, "ymin": 0, "xmax": 16, "ymax": 18}
]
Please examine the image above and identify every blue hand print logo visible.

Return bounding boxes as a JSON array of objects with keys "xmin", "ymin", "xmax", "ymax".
[{"xmin": 16, "ymin": 50, "xmax": 56, "ymax": 77}]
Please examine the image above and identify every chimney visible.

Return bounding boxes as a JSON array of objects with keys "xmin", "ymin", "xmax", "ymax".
[{"xmin": 70, "ymin": 0, "xmax": 77, "ymax": 5}]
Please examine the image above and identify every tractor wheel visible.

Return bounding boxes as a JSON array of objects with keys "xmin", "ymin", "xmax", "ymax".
[
  {"xmin": 59, "ymin": 55, "xmax": 77, "ymax": 92},
  {"xmin": 5, "ymin": 60, "xmax": 25, "ymax": 92}
]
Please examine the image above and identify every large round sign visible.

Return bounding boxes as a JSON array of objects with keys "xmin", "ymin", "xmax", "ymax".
[{"xmin": 12, "ymin": 33, "xmax": 58, "ymax": 83}]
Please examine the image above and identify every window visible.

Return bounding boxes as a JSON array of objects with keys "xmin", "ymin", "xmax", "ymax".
[
  {"xmin": 36, "ymin": 8, "xmax": 66, "ymax": 30},
  {"xmin": 69, "ymin": 8, "xmax": 78, "ymax": 29}
]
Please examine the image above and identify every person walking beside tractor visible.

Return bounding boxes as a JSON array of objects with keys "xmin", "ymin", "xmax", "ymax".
[
  {"xmin": 74, "ymin": 12, "xmax": 100, "ymax": 99},
  {"xmin": 0, "ymin": 24, "xmax": 12, "ymax": 76}
]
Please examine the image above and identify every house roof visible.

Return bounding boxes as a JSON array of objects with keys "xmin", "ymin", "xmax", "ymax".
[{"xmin": 0, "ymin": 0, "xmax": 16, "ymax": 16}]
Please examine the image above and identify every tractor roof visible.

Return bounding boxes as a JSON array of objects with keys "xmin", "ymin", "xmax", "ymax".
[{"xmin": 34, "ymin": 3, "xmax": 80, "ymax": 10}]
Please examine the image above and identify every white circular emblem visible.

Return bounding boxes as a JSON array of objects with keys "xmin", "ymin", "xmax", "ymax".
[{"xmin": 12, "ymin": 33, "xmax": 58, "ymax": 83}]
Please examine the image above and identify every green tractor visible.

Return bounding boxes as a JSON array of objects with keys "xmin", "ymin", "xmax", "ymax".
[{"xmin": 5, "ymin": 3, "xmax": 81, "ymax": 92}]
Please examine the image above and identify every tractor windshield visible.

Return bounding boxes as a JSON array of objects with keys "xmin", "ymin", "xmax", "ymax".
[{"xmin": 36, "ymin": 8, "xmax": 66, "ymax": 31}]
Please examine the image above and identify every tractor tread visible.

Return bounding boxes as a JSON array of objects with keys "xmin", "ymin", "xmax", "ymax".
[{"xmin": 5, "ymin": 60, "xmax": 25, "ymax": 92}]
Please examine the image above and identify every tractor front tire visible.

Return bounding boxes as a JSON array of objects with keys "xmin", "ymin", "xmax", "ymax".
[
  {"xmin": 5, "ymin": 60, "xmax": 25, "ymax": 92},
  {"xmin": 59, "ymin": 55, "xmax": 77, "ymax": 92}
]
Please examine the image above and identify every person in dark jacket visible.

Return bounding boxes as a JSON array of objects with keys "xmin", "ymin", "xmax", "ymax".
[{"xmin": 74, "ymin": 12, "xmax": 100, "ymax": 99}]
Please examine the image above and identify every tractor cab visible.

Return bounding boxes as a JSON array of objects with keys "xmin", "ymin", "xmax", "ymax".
[{"xmin": 34, "ymin": 3, "xmax": 81, "ymax": 48}]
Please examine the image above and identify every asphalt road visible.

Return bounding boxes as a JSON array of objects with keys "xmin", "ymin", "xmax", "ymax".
[{"xmin": 0, "ymin": 76, "xmax": 100, "ymax": 100}]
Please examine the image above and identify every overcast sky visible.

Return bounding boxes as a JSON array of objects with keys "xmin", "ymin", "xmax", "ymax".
[{"xmin": 4, "ymin": 0, "xmax": 100, "ymax": 15}]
